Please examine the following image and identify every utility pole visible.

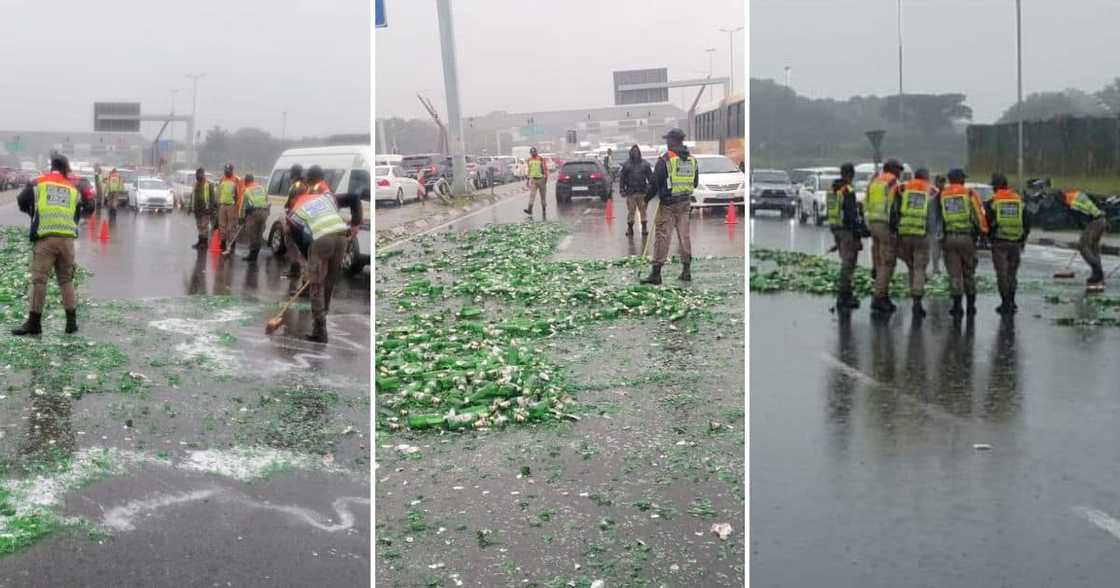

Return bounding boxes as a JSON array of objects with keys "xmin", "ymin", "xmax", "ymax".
[
  {"xmin": 169, "ymin": 89, "xmax": 180, "ymax": 156},
  {"xmin": 718, "ymin": 26, "xmax": 742, "ymax": 95},
  {"xmin": 706, "ymin": 48, "xmax": 715, "ymax": 101},
  {"xmin": 1016, "ymin": 0, "xmax": 1024, "ymax": 187},
  {"xmin": 186, "ymin": 73, "xmax": 205, "ymax": 167},
  {"xmin": 281, "ymin": 109, "xmax": 288, "ymax": 143},
  {"xmin": 377, "ymin": 119, "xmax": 389, "ymax": 155},
  {"xmin": 436, "ymin": 0, "xmax": 468, "ymax": 194},
  {"xmin": 897, "ymin": 0, "xmax": 904, "ymax": 155},
  {"xmin": 784, "ymin": 66, "xmax": 791, "ymax": 89}
]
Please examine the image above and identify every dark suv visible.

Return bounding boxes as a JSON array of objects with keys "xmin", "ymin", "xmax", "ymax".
[
  {"xmin": 750, "ymin": 169, "xmax": 798, "ymax": 218},
  {"xmin": 556, "ymin": 160, "xmax": 612, "ymax": 203}
]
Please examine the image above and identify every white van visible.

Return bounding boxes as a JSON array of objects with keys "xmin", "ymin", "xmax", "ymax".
[{"xmin": 264, "ymin": 145, "xmax": 371, "ymax": 275}]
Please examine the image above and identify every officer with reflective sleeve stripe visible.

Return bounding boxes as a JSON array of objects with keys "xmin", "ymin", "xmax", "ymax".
[
  {"xmin": 828, "ymin": 163, "xmax": 866, "ymax": 310},
  {"xmin": 866, "ymin": 159, "xmax": 904, "ymax": 314},
  {"xmin": 890, "ymin": 168, "xmax": 937, "ymax": 318},
  {"xmin": 985, "ymin": 173, "xmax": 1030, "ymax": 315},
  {"xmin": 239, "ymin": 174, "xmax": 270, "ymax": 262},
  {"xmin": 286, "ymin": 182, "xmax": 363, "ymax": 343},
  {"xmin": 939, "ymin": 168, "xmax": 989, "ymax": 317},
  {"xmin": 1060, "ymin": 189, "xmax": 1107, "ymax": 290},
  {"xmin": 12, "ymin": 153, "xmax": 90, "ymax": 336},
  {"xmin": 641, "ymin": 128, "xmax": 699, "ymax": 285}
]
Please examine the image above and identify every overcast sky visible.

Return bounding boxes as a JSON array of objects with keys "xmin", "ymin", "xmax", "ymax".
[
  {"xmin": 375, "ymin": 0, "xmax": 745, "ymax": 120},
  {"xmin": 751, "ymin": 0, "xmax": 1120, "ymax": 123},
  {"xmin": 0, "ymin": 0, "xmax": 369, "ymax": 139}
]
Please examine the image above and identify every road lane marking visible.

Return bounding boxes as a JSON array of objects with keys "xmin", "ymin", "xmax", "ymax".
[
  {"xmin": 379, "ymin": 193, "xmax": 518, "ymax": 252},
  {"xmin": 1073, "ymin": 506, "xmax": 1120, "ymax": 541},
  {"xmin": 819, "ymin": 352, "xmax": 880, "ymax": 387},
  {"xmin": 820, "ymin": 352, "xmax": 969, "ymax": 427}
]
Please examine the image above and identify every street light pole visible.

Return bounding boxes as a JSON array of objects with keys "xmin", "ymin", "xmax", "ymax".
[
  {"xmin": 718, "ymin": 26, "xmax": 743, "ymax": 95},
  {"xmin": 169, "ymin": 88, "xmax": 180, "ymax": 152},
  {"xmin": 281, "ymin": 109, "xmax": 288, "ymax": 143},
  {"xmin": 1016, "ymin": 0, "xmax": 1024, "ymax": 187},
  {"xmin": 897, "ymin": 0, "xmax": 904, "ymax": 153},
  {"xmin": 706, "ymin": 48, "xmax": 715, "ymax": 101},
  {"xmin": 435, "ymin": 0, "xmax": 468, "ymax": 195},
  {"xmin": 186, "ymin": 73, "xmax": 205, "ymax": 167}
]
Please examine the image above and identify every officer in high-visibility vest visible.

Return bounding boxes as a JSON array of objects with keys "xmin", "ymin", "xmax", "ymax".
[
  {"xmin": 216, "ymin": 162, "xmax": 242, "ymax": 253},
  {"xmin": 641, "ymin": 128, "xmax": 698, "ymax": 285},
  {"xmin": 828, "ymin": 162, "xmax": 865, "ymax": 310},
  {"xmin": 523, "ymin": 147, "xmax": 549, "ymax": 218},
  {"xmin": 106, "ymin": 168, "xmax": 123, "ymax": 210},
  {"xmin": 1061, "ymin": 189, "xmax": 1107, "ymax": 290},
  {"xmin": 190, "ymin": 168, "xmax": 216, "ymax": 250},
  {"xmin": 284, "ymin": 164, "xmax": 307, "ymax": 295},
  {"xmin": 891, "ymin": 167, "xmax": 937, "ymax": 318},
  {"xmin": 985, "ymin": 173, "xmax": 1030, "ymax": 315},
  {"xmin": 239, "ymin": 173, "xmax": 270, "ymax": 262},
  {"xmin": 867, "ymin": 159, "xmax": 904, "ymax": 314},
  {"xmin": 939, "ymin": 169, "xmax": 989, "ymax": 317},
  {"xmin": 12, "ymin": 154, "xmax": 85, "ymax": 336},
  {"xmin": 286, "ymin": 183, "xmax": 363, "ymax": 342}
]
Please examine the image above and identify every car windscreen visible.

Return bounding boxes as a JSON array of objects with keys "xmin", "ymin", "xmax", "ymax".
[
  {"xmin": 349, "ymin": 169, "xmax": 370, "ymax": 195},
  {"xmin": 375, "ymin": 166, "xmax": 391, "ymax": 176},
  {"xmin": 752, "ymin": 171, "xmax": 789, "ymax": 184},
  {"xmin": 562, "ymin": 162, "xmax": 599, "ymax": 174},
  {"xmin": 139, "ymin": 180, "xmax": 168, "ymax": 190},
  {"xmin": 698, "ymin": 157, "xmax": 740, "ymax": 174}
]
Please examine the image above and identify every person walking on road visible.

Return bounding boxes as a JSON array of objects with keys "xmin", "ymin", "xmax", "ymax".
[
  {"xmin": 239, "ymin": 174, "xmax": 269, "ymax": 262},
  {"xmin": 619, "ymin": 144, "xmax": 653, "ymax": 237},
  {"xmin": 641, "ymin": 128, "xmax": 698, "ymax": 285},
  {"xmin": 190, "ymin": 167, "xmax": 216, "ymax": 250},
  {"xmin": 939, "ymin": 169, "xmax": 989, "ymax": 317},
  {"xmin": 523, "ymin": 147, "xmax": 548, "ymax": 218},
  {"xmin": 986, "ymin": 173, "xmax": 1029, "ymax": 315},
  {"xmin": 892, "ymin": 167, "xmax": 937, "ymax": 318},
  {"xmin": 1060, "ymin": 189, "xmax": 1107, "ymax": 290},
  {"xmin": 286, "ymin": 183, "xmax": 363, "ymax": 343},
  {"xmin": 867, "ymin": 159, "xmax": 904, "ymax": 314},
  {"xmin": 929, "ymin": 174, "xmax": 947, "ymax": 275},
  {"xmin": 217, "ymin": 163, "xmax": 241, "ymax": 253},
  {"xmin": 12, "ymin": 154, "xmax": 88, "ymax": 336},
  {"xmin": 829, "ymin": 162, "xmax": 866, "ymax": 310}
]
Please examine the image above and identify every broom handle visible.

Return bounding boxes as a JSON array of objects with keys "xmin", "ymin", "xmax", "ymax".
[{"xmin": 272, "ymin": 281, "xmax": 311, "ymax": 319}]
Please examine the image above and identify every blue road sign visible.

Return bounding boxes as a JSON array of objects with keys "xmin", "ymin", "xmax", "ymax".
[{"xmin": 375, "ymin": 0, "xmax": 387, "ymax": 28}]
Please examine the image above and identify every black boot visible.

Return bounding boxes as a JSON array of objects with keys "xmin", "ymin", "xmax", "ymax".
[
  {"xmin": 626, "ymin": 222, "xmax": 634, "ymax": 237},
  {"xmin": 640, "ymin": 264, "xmax": 663, "ymax": 285},
  {"xmin": 870, "ymin": 296, "xmax": 894, "ymax": 314},
  {"xmin": 871, "ymin": 267, "xmax": 877, "ymax": 280},
  {"xmin": 966, "ymin": 295, "xmax": 977, "ymax": 316},
  {"xmin": 949, "ymin": 295, "xmax": 964, "ymax": 317},
  {"xmin": 523, "ymin": 207, "xmax": 533, "ymax": 216},
  {"xmin": 678, "ymin": 263, "xmax": 691, "ymax": 282},
  {"xmin": 65, "ymin": 309, "xmax": 78, "ymax": 334},
  {"xmin": 885, "ymin": 297, "xmax": 897, "ymax": 311},
  {"xmin": 220, "ymin": 239, "xmax": 227, "ymax": 251},
  {"xmin": 912, "ymin": 296, "xmax": 926, "ymax": 318},
  {"xmin": 243, "ymin": 248, "xmax": 259, "ymax": 262},
  {"xmin": 641, "ymin": 221, "xmax": 648, "ymax": 235},
  {"xmin": 228, "ymin": 242, "xmax": 236, "ymax": 255},
  {"xmin": 11, "ymin": 312, "xmax": 41, "ymax": 336},
  {"xmin": 841, "ymin": 292, "xmax": 861, "ymax": 309},
  {"xmin": 1010, "ymin": 292, "xmax": 1018, "ymax": 312},
  {"xmin": 191, "ymin": 235, "xmax": 206, "ymax": 250},
  {"xmin": 305, "ymin": 319, "xmax": 328, "ymax": 343},
  {"xmin": 996, "ymin": 296, "xmax": 1013, "ymax": 315}
]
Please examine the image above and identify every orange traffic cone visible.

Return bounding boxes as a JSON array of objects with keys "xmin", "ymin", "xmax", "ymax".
[
  {"xmin": 725, "ymin": 203, "xmax": 738, "ymax": 225},
  {"xmin": 89, "ymin": 216, "xmax": 98, "ymax": 240},
  {"xmin": 209, "ymin": 230, "xmax": 221, "ymax": 252},
  {"xmin": 99, "ymin": 219, "xmax": 110, "ymax": 241},
  {"xmin": 605, "ymin": 198, "xmax": 615, "ymax": 220}
]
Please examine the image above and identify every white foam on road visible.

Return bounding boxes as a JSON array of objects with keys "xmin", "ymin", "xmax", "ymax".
[
  {"xmin": 1073, "ymin": 506, "xmax": 1120, "ymax": 542},
  {"xmin": 149, "ymin": 309, "xmax": 245, "ymax": 371},
  {"xmin": 100, "ymin": 489, "xmax": 369, "ymax": 534}
]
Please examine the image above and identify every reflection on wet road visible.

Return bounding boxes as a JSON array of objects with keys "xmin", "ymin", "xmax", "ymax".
[{"xmin": 752, "ymin": 215, "xmax": 1120, "ymax": 586}]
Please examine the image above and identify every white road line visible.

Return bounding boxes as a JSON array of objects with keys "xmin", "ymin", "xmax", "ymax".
[
  {"xmin": 1073, "ymin": 506, "xmax": 1120, "ymax": 541},
  {"xmin": 819, "ymin": 353, "xmax": 880, "ymax": 386},
  {"xmin": 819, "ymin": 352, "xmax": 968, "ymax": 427}
]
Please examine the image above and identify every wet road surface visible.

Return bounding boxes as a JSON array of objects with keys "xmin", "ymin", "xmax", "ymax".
[
  {"xmin": 376, "ymin": 189, "xmax": 746, "ymax": 586},
  {"xmin": 751, "ymin": 214, "xmax": 1120, "ymax": 587},
  {"xmin": 0, "ymin": 202, "xmax": 370, "ymax": 586}
]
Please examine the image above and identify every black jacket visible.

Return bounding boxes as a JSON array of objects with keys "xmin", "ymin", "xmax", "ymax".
[
  {"xmin": 618, "ymin": 158, "xmax": 652, "ymax": 194},
  {"xmin": 18, "ymin": 177, "xmax": 88, "ymax": 241},
  {"xmin": 645, "ymin": 146, "xmax": 700, "ymax": 203}
]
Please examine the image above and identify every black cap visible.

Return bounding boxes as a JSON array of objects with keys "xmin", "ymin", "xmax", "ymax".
[
  {"xmin": 840, "ymin": 163, "xmax": 855, "ymax": 178},
  {"xmin": 915, "ymin": 167, "xmax": 930, "ymax": 180},
  {"xmin": 947, "ymin": 168, "xmax": 966, "ymax": 183},
  {"xmin": 991, "ymin": 172, "xmax": 1009, "ymax": 189},
  {"xmin": 883, "ymin": 159, "xmax": 903, "ymax": 174},
  {"xmin": 224, "ymin": 163, "xmax": 234, "ymax": 173},
  {"xmin": 289, "ymin": 164, "xmax": 303, "ymax": 179},
  {"xmin": 245, "ymin": 173, "xmax": 254, "ymax": 183},
  {"xmin": 662, "ymin": 128, "xmax": 686, "ymax": 141},
  {"xmin": 307, "ymin": 165, "xmax": 324, "ymax": 181},
  {"xmin": 50, "ymin": 153, "xmax": 70, "ymax": 175}
]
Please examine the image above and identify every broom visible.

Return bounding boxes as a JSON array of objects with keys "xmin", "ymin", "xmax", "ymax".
[
  {"xmin": 221, "ymin": 224, "xmax": 246, "ymax": 256},
  {"xmin": 637, "ymin": 198, "xmax": 661, "ymax": 280},
  {"xmin": 1053, "ymin": 250, "xmax": 1077, "ymax": 279},
  {"xmin": 265, "ymin": 281, "xmax": 311, "ymax": 334}
]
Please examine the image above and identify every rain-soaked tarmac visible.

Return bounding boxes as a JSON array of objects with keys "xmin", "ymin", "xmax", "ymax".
[
  {"xmin": 375, "ymin": 192, "xmax": 746, "ymax": 586},
  {"xmin": 751, "ymin": 213, "xmax": 1120, "ymax": 587},
  {"xmin": 0, "ymin": 196, "xmax": 370, "ymax": 587}
]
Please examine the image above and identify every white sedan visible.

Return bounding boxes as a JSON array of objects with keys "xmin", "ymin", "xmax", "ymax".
[
  {"xmin": 691, "ymin": 154, "xmax": 745, "ymax": 208},
  {"xmin": 375, "ymin": 165, "xmax": 423, "ymax": 206},
  {"xmin": 132, "ymin": 177, "xmax": 175, "ymax": 212}
]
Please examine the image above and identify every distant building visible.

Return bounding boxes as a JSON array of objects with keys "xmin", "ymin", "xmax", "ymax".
[
  {"xmin": 461, "ymin": 104, "xmax": 686, "ymax": 155},
  {"xmin": 0, "ymin": 131, "xmax": 147, "ymax": 167}
]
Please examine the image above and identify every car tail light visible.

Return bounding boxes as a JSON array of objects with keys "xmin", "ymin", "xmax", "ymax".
[
  {"xmin": 377, "ymin": 178, "xmax": 390, "ymax": 187},
  {"xmin": 558, "ymin": 174, "xmax": 570, "ymax": 182},
  {"xmin": 590, "ymin": 172, "xmax": 604, "ymax": 180}
]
